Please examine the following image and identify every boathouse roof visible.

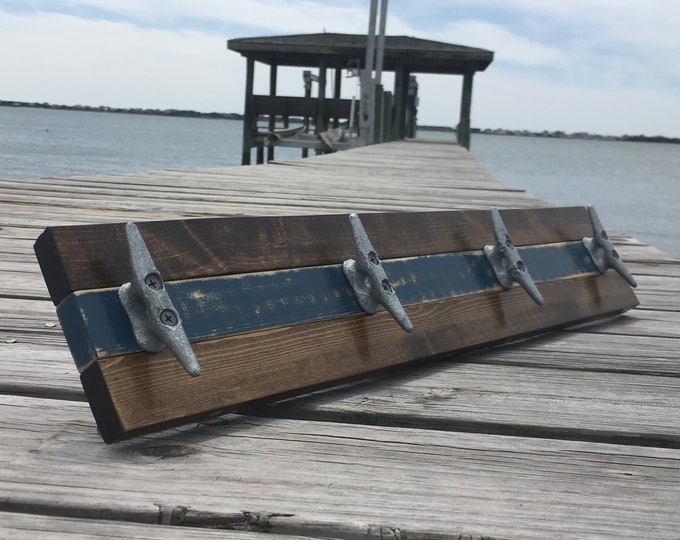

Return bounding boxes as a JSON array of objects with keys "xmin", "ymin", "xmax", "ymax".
[{"xmin": 227, "ymin": 33, "xmax": 493, "ymax": 74}]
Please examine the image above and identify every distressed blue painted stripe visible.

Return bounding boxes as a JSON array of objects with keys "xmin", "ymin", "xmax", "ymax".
[{"xmin": 57, "ymin": 241, "xmax": 596, "ymax": 369}]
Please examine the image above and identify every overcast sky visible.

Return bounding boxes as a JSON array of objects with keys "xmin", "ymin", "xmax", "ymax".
[{"xmin": 1, "ymin": 0, "xmax": 678, "ymax": 137}]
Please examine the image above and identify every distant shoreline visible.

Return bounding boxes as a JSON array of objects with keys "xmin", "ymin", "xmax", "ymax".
[
  {"xmin": 0, "ymin": 100, "xmax": 243, "ymax": 121},
  {"xmin": 2, "ymin": 100, "xmax": 678, "ymax": 144},
  {"xmin": 469, "ymin": 127, "xmax": 680, "ymax": 144}
]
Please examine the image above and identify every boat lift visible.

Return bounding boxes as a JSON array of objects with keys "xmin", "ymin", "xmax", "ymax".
[
  {"xmin": 264, "ymin": 0, "xmax": 389, "ymax": 155},
  {"xmin": 228, "ymin": 1, "xmax": 493, "ymax": 164}
]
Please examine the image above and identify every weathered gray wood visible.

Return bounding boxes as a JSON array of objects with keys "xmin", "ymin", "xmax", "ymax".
[
  {"xmin": 0, "ymin": 274, "xmax": 50, "ymax": 300},
  {"xmin": 571, "ymin": 309, "xmax": 680, "ymax": 338},
  {"xmin": 1, "ymin": 511, "xmax": 318, "ymax": 539},
  {"xmin": 1, "ymin": 139, "xmax": 680, "ymax": 538},
  {"xmin": 477, "ymin": 331, "xmax": 680, "ymax": 374},
  {"xmin": 255, "ymin": 359, "xmax": 680, "ymax": 446},
  {"xmin": 0, "ymin": 298, "xmax": 61, "ymax": 327},
  {"xmin": 1, "ymin": 187, "xmax": 539, "ymax": 215},
  {"xmin": 1, "ymin": 142, "xmax": 545, "ymax": 217},
  {"xmin": 632, "ymin": 275, "xmax": 680, "ymax": 311},
  {"xmin": 3, "ymin": 395, "xmax": 680, "ymax": 539}
]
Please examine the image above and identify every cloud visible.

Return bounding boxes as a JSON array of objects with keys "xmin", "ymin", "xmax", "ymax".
[
  {"xmin": 468, "ymin": 69, "xmax": 680, "ymax": 137},
  {"xmin": 514, "ymin": 1, "xmax": 679, "ymax": 80},
  {"xmin": 1, "ymin": 1, "xmax": 679, "ymax": 137},
  {"xmin": 0, "ymin": 9, "xmax": 241, "ymax": 111},
  {"xmin": 395, "ymin": 0, "xmax": 680, "ymax": 88},
  {"xmin": 436, "ymin": 20, "xmax": 566, "ymax": 67},
  {"xmin": 8, "ymin": 0, "xmax": 371, "ymax": 35}
]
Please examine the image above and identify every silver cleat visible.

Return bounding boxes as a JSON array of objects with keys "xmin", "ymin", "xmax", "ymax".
[
  {"xmin": 343, "ymin": 213, "xmax": 414, "ymax": 333},
  {"xmin": 484, "ymin": 208, "xmax": 544, "ymax": 305},
  {"xmin": 118, "ymin": 222, "xmax": 201, "ymax": 377},
  {"xmin": 583, "ymin": 205, "xmax": 637, "ymax": 288}
]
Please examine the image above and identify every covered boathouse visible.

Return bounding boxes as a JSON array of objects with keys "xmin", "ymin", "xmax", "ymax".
[{"xmin": 227, "ymin": 33, "xmax": 493, "ymax": 164}]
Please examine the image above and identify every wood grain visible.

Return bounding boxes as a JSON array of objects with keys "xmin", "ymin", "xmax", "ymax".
[
  {"xmin": 56, "ymin": 241, "xmax": 596, "ymax": 369},
  {"xmin": 35, "ymin": 206, "xmax": 592, "ymax": 305},
  {"xmin": 253, "ymin": 359, "xmax": 680, "ymax": 447},
  {"xmin": 82, "ymin": 272, "xmax": 637, "ymax": 442},
  {"xmin": 1, "ymin": 512, "xmax": 308, "ymax": 539},
  {"xmin": 3, "ymin": 395, "xmax": 680, "ymax": 539},
  {"xmin": 2, "ymin": 139, "xmax": 677, "ymax": 537}
]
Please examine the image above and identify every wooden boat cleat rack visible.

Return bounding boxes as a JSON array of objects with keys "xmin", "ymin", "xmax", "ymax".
[{"xmin": 34, "ymin": 206, "xmax": 639, "ymax": 443}]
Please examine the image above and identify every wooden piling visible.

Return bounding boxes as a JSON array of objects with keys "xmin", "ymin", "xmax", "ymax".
[
  {"xmin": 240, "ymin": 57, "xmax": 255, "ymax": 166},
  {"xmin": 457, "ymin": 70, "xmax": 474, "ymax": 149}
]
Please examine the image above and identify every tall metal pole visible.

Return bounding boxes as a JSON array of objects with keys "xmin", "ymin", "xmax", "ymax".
[
  {"xmin": 374, "ymin": 0, "xmax": 388, "ymax": 142},
  {"xmin": 267, "ymin": 63, "xmax": 277, "ymax": 163},
  {"xmin": 364, "ymin": 0, "xmax": 378, "ymax": 83},
  {"xmin": 375, "ymin": 0, "xmax": 388, "ymax": 86},
  {"xmin": 359, "ymin": 0, "xmax": 379, "ymax": 144}
]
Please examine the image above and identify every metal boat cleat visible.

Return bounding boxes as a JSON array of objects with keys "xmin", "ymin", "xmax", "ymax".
[
  {"xmin": 484, "ymin": 208, "xmax": 544, "ymax": 305},
  {"xmin": 583, "ymin": 205, "xmax": 637, "ymax": 288},
  {"xmin": 118, "ymin": 222, "xmax": 201, "ymax": 377},
  {"xmin": 343, "ymin": 213, "xmax": 414, "ymax": 332}
]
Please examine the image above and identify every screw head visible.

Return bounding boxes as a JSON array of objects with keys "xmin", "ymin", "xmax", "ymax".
[
  {"xmin": 144, "ymin": 272, "xmax": 163, "ymax": 290},
  {"xmin": 160, "ymin": 309, "xmax": 178, "ymax": 326}
]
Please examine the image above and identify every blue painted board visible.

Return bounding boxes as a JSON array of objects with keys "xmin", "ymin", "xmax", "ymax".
[{"xmin": 57, "ymin": 242, "xmax": 596, "ymax": 369}]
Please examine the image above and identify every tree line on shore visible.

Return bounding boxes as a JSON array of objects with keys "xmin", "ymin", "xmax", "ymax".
[
  {"xmin": 2, "ymin": 100, "xmax": 677, "ymax": 144},
  {"xmin": 0, "ymin": 100, "xmax": 242, "ymax": 120}
]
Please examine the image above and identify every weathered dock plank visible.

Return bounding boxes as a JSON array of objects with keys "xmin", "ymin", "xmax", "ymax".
[
  {"xmin": 1, "ymin": 140, "xmax": 679, "ymax": 537},
  {"xmin": 1, "ymin": 512, "xmax": 313, "ymax": 540},
  {"xmin": 3, "ymin": 395, "xmax": 680, "ymax": 539},
  {"xmin": 473, "ymin": 331, "xmax": 680, "ymax": 375},
  {"xmin": 252, "ymin": 360, "xmax": 680, "ymax": 446}
]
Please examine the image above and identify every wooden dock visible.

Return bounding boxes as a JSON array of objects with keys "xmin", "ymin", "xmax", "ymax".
[{"xmin": 2, "ymin": 140, "xmax": 680, "ymax": 538}]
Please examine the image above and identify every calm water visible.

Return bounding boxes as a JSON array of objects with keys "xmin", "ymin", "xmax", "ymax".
[
  {"xmin": 470, "ymin": 134, "xmax": 680, "ymax": 258},
  {"xmin": 2, "ymin": 106, "xmax": 678, "ymax": 257}
]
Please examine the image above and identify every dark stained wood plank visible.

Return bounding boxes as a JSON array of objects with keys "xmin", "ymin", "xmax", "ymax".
[{"xmin": 35, "ymin": 207, "xmax": 592, "ymax": 305}]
